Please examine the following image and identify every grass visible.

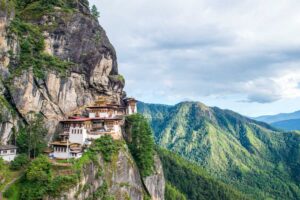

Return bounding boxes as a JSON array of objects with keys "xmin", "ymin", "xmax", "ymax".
[
  {"xmin": 0, "ymin": 167, "xmax": 22, "ymax": 192},
  {"xmin": 3, "ymin": 181, "xmax": 21, "ymax": 200}
]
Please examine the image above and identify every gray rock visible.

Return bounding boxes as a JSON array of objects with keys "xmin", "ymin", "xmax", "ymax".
[{"xmin": 144, "ymin": 155, "xmax": 165, "ymax": 200}]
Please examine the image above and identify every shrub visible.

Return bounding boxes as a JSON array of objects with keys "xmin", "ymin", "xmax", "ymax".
[
  {"xmin": 10, "ymin": 154, "xmax": 30, "ymax": 170},
  {"xmin": 90, "ymin": 135, "xmax": 120, "ymax": 162},
  {"xmin": 26, "ymin": 155, "xmax": 52, "ymax": 182}
]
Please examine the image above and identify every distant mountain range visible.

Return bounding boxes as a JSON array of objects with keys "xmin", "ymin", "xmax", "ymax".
[
  {"xmin": 255, "ymin": 110, "xmax": 300, "ymax": 131},
  {"xmin": 138, "ymin": 101, "xmax": 300, "ymax": 200}
]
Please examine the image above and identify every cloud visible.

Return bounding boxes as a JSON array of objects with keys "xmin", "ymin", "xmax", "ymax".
[{"xmin": 90, "ymin": 0, "xmax": 300, "ymax": 105}]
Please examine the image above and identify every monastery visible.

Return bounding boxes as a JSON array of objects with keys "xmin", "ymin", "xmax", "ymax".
[{"xmin": 48, "ymin": 97, "xmax": 138, "ymax": 159}]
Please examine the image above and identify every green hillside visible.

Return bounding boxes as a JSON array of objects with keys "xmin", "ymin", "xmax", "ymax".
[
  {"xmin": 138, "ymin": 101, "xmax": 300, "ymax": 200},
  {"xmin": 158, "ymin": 148, "xmax": 249, "ymax": 200}
]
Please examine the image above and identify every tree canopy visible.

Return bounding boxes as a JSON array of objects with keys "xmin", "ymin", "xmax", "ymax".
[{"xmin": 125, "ymin": 114, "xmax": 155, "ymax": 177}]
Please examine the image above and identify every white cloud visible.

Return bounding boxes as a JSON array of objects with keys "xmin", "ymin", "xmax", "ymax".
[{"xmin": 90, "ymin": 0, "xmax": 300, "ymax": 108}]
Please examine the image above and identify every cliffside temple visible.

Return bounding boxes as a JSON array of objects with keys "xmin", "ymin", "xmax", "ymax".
[{"xmin": 49, "ymin": 96, "xmax": 137, "ymax": 160}]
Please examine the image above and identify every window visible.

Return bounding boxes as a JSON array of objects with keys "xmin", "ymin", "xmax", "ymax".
[
  {"xmin": 3, "ymin": 150, "xmax": 7, "ymax": 154},
  {"xmin": 10, "ymin": 149, "xmax": 15, "ymax": 153}
]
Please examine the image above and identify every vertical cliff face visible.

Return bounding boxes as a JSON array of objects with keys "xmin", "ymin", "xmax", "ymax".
[
  {"xmin": 0, "ymin": 1, "xmax": 165, "ymax": 199},
  {"xmin": 0, "ymin": 0, "xmax": 21, "ymax": 144},
  {"xmin": 0, "ymin": 0, "xmax": 125, "ymax": 141},
  {"xmin": 45, "ymin": 147, "xmax": 165, "ymax": 200}
]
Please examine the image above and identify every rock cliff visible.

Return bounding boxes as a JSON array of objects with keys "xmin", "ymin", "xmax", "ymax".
[
  {"xmin": 46, "ymin": 146, "xmax": 148, "ymax": 200},
  {"xmin": 0, "ymin": 0, "xmax": 165, "ymax": 199}
]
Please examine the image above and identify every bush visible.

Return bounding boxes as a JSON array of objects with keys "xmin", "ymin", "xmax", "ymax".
[
  {"xmin": 48, "ymin": 175, "xmax": 78, "ymax": 197},
  {"xmin": 19, "ymin": 155, "xmax": 53, "ymax": 199},
  {"xmin": 26, "ymin": 155, "xmax": 52, "ymax": 182},
  {"xmin": 10, "ymin": 154, "xmax": 30, "ymax": 170},
  {"xmin": 125, "ymin": 114, "xmax": 155, "ymax": 177},
  {"xmin": 90, "ymin": 135, "xmax": 120, "ymax": 162},
  {"xmin": 8, "ymin": 17, "xmax": 72, "ymax": 80}
]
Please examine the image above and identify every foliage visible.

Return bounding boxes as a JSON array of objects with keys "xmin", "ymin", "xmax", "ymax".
[
  {"xmin": 19, "ymin": 155, "xmax": 52, "ymax": 199},
  {"xmin": 91, "ymin": 4, "xmax": 99, "ymax": 19},
  {"xmin": 16, "ymin": 113, "xmax": 47, "ymax": 158},
  {"xmin": 87, "ymin": 181, "xmax": 115, "ymax": 200},
  {"xmin": 0, "ymin": 95, "xmax": 17, "ymax": 117},
  {"xmin": 8, "ymin": 18, "xmax": 72, "ymax": 79},
  {"xmin": 158, "ymin": 148, "xmax": 249, "ymax": 200},
  {"xmin": 165, "ymin": 182, "xmax": 187, "ymax": 200},
  {"xmin": 3, "ymin": 180, "xmax": 21, "ymax": 200},
  {"xmin": 26, "ymin": 155, "xmax": 52, "ymax": 182},
  {"xmin": 10, "ymin": 154, "xmax": 30, "ymax": 170},
  {"xmin": 89, "ymin": 135, "xmax": 121, "ymax": 162},
  {"xmin": 125, "ymin": 114, "xmax": 155, "ymax": 177},
  {"xmin": 139, "ymin": 101, "xmax": 300, "ymax": 200},
  {"xmin": 0, "ymin": 157, "xmax": 5, "ymax": 170},
  {"xmin": 48, "ymin": 175, "xmax": 78, "ymax": 197}
]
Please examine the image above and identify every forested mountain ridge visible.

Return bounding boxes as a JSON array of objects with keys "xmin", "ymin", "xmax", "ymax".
[
  {"xmin": 138, "ymin": 101, "xmax": 300, "ymax": 200},
  {"xmin": 157, "ymin": 148, "xmax": 250, "ymax": 200}
]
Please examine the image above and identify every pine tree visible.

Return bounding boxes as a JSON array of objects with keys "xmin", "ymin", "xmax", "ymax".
[
  {"xmin": 126, "ymin": 114, "xmax": 155, "ymax": 177},
  {"xmin": 91, "ymin": 5, "xmax": 100, "ymax": 19}
]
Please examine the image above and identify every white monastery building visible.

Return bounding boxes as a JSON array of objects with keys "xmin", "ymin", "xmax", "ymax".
[
  {"xmin": 0, "ymin": 145, "xmax": 17, "ymax": 162},
  {"xmin": 50, "ymin": 96, "xmax": 138, "ymax": 160}
]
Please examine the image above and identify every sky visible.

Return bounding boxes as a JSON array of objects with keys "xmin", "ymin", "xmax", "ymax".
[{"xmin": 90, "ymin": 0, "xmax": 300, "ymax": 117}]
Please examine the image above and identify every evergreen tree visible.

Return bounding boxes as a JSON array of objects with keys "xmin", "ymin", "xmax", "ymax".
[
  {"xmin": 125, "ymin": 114, "xmax": 155, "ymax": 177},
  {"xmin": 16, "ymin": 113, "xmax": 47, "ymax": 158},
  {"xmin": 91, "ymin": 5, "xmax": 100, "ymax": 19}
]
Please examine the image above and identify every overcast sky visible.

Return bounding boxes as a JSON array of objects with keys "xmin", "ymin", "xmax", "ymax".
[{"xmin": 90, "ymin": 0, "xmax": 300, "ymax": 117}]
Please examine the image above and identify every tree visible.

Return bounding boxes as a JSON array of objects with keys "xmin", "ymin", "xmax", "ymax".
[
  {"xmin": 91, "ymin": 5, "xmax": 100, "ymax": 19},
  {"xmin": 165, "ymin": 183, "xmax": 187, "ymax": 200},
  {"xmin": 16, "ymin": 113, "xmax": 47, "ymax": 159},
  {"xmin": 20, "ymin": 155, "xmax": 52, "ymax": 200},
  {"xmin": 10, "ymin": 154, "xmax": 30, "ymax": 170},
  {"xmin": 26, "ymin": 155, "xmax": 52, "ymax": 182},
  {"xmin": 125, "ymin": 114, "xmax": 155, "ymax": 177},
  {"xmin": 40, "ymin": 0, "xmax": 63, "ymax": 7}
]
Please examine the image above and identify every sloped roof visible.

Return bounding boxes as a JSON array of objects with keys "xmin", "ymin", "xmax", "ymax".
[{"xmin": 0, "ymin": 145, "xmax": 17, "ymax": 150}]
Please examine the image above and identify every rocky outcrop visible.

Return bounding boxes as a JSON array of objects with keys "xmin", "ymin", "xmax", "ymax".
[
  {"xmin": 46, "ymin": 147, "xmax": 145, "ymax": 200},
  {"xmin": 143, "ymin": 155, "xmax": 165, "ymax": 200},
  {"xmin": 0, "ymin": 1, "xmax": 19, "ymax": 144},
  {"xmin": 0, "ymin": 2, "xmax": 125, "ymax": 142}
]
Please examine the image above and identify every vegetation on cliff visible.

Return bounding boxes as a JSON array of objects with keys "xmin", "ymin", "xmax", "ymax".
[
  {"xmin": 125, "ymin": 114, "xmax": 155, "ymax": 177},
  {"xmin": 139, "ymin": 101, "xmax": 300, "ymax": 200},
  {"xmin": 7, "ymin": 14, "xmax": 72, "ymax": 79},
  {"xmin": 4, "ymin": 136, "xmax": 122, "ymax": 199}
]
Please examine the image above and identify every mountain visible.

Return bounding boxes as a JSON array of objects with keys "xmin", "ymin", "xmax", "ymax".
[
  {"xmin": 0, "ymin": 1, "xmax": 164, "ymax": 199},
  {"xmin": 138, "ymin": 101, "xmax": 300, "ymax": 200},
  {"xmin": 157, "ymin": 148, "xmax": 249, "ymax": 200},
  {"xmin": 271, "ymin": 119, "xmax": 300, "ymax": 131},
  {"xmin": 255, "ymin": 110, "xmax": 300, "ymax": 124},
  {"xmin": 255, "ymin": 111, "xmax": 300, "ymax": 131}
]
